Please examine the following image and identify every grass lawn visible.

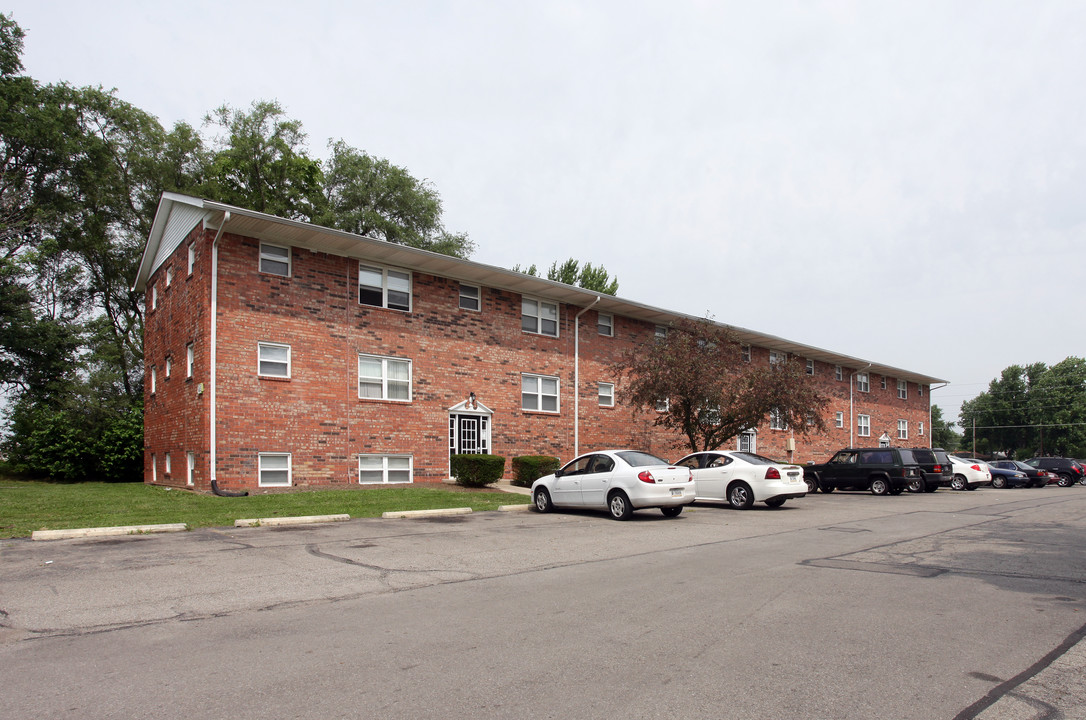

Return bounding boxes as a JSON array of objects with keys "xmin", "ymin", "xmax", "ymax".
[{"xmin": 0, "ymin": 480, "xmax": 531, "ymax": 538}]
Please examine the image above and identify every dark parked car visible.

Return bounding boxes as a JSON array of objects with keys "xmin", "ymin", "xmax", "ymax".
[
  {"xmin": 907, "ymin": 447, "xmax": 954, "ymax": 492},
  {"xmin": 803, "ymin": 448, "xmax": 923, "ymax": 495},
  {"xmin": 1024, "ymin": 457, "xmax": 1084, "ymax": 487},
  {"xmin": 988, "ymin": 460, "xmax": 1050, "ymax": 488},
  {"xmin": 986, "ymin": 463, "xmax": 1033, "ymax": 489}
]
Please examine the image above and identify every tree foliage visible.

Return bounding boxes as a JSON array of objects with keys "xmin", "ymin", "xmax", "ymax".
[
  {"xmin": 513, "ymin": 257, "xmax": 619, "ymax": 295},
  {"xmin": 959, "ymin": 358, "xmax": 1086, "ymax": 458},
  {"xmin": 613, "ymin": 317, "xmax": 828, "ymax": 453},
  {"xmin": 930, "ymin": 405, "xmax": 960, "ymax": 452}
]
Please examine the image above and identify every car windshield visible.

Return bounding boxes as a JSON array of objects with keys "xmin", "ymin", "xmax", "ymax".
[
  {"xmin": 731, "ymin": 452, "xmax": 777, "ymax": 466},
  {"xmin": 615, "ymin": 450, "xmax": 670, "ymax": 468},
  {"xmin": 1012, "ymin": 461, "xmax": 1033, "ymax": 471}
]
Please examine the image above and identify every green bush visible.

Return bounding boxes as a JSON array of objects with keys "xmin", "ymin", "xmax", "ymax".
[
  {"xmin": 450, "ymin": 454, "xmax": 506, "ymax": 487},
  {"xmin": 511, "ymin": 455, "xmax": 560, "ymax": 487}
]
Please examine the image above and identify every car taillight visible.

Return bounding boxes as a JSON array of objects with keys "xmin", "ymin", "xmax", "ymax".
[
  {"xmin": 688, "ymin": 469, "xmax": 694, "ymax": 482},
  {"xmin": 638, "ymin": 470, "xmax": 656, "ymax": 484},
  {"xmin": 970, "ymin": 465, "xmax": 981, "ymax": 472},
  {"xmin": 765, "ymin": 467, "xmax": 781, "ymax": 480},
  {"xmin": 933, "ymin": 465, "xmax": 942, "ymax": 472}
]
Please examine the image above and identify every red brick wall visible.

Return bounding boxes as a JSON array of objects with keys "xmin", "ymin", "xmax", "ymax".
[{"xmin": 143, "ymin": 229, "xmax": 932, "ymax": 491}]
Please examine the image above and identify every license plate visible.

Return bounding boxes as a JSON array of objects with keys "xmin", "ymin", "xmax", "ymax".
[{"xmin": 670, "ymin": 488, "xmax": 683, "ymax": 497}]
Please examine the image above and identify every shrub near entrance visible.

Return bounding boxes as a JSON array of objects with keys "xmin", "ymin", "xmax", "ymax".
[
  {"xmin": 450, "ymin": 454, "xmax": 506, "ymax": 487},
  {"xmin": 511, "ymin": 455, "xmax": 560, "ymax": 487}
]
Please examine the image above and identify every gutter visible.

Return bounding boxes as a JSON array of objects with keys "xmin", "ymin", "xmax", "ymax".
[
  {"xmin": 573, "ymin": 296, "xmax": 602, "ymax": 457},
  {"xmin": 209, "ymin": 212, "xmax": 230, "ymax": 492}
]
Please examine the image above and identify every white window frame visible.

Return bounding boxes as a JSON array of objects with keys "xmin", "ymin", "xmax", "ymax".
[
  {"xmin": 187, "ymin": 244, "xmax": 195, "ymax": 276},
  {"xmin": 151, "ymin": 453, "xmax": 156, "ymax": 482},
  {"xmin": 769, "ymin": 351, "xmax": 784, "ymax": 366},
  {"xmin": 806, "ymin": 359, "xmax": 815, "ymax": 375},
  {"xmin": 835, "ymin": 365, "xmax": 843, "ymax": 381},
  {"xmin": 598, "ymin": 382, "xmax": 615, "ymax": 407},
  {"xmin": 150, "ymin": 366, "xmax": 157, "ymax": 394},
  {"xmin": 164, "ymin": 356, "xmax": 172, "ymax": 379},
  {"xmin": 522, "ymin": 297, "xmax": 559, "ymax": 337},
  {"xmin": 858, "ymin": 414, "xmax": 871, "ymax": 437},
  {"xmin": 522, "ymin": 373, "xmax": 559, "ymax": 413},
  {"xmin": 165, "ymin": 266, "xmax": 173, "ymax": 287},
  {"xmin": 186, "ymin": 343, "xmax": 194, "ymax": 379},
  {"xmin": 835, "ymin": 411, "xmax": 844, "ymax": 428},
  {"xmin": 769, "ymin": 408, "xmax": 787, "ymax": 430},
  {"xmin": 741, "ymin": 345, "xmax": 751, "ymax": 363},
  {"xmin": 654, "ymin": 325, "xmax": 668, "ymax": 339},
  {"xmin": 898, "ymin": 419, "xmax": 908, "ymax": 440},
  {"xmin": 151, "ymin": 284, "xmax": 157, "ymax": 310},
  {"xmin": 186, "ymin": 451, "xmax": 195, "ymax": 486},
  {"xmin": 880, "ymin": 376, "xmax": 887, "ymax": 390},
  {"xmin": 258, "ymin": 453, "xmax": 292, "ymax": 487},
  {"xmin": 359, "ymin": 264, "xmax": 411, "ymax": 312},
  {"xmin": 738, "ymin": 431, "xmax": 756, "ymax": 453},
  {"xmin": 918, "ymin": 421, "xmax": 925, "ymax": 436},
  {"xmin": 358, "ymin": 454, "xmax": 413, "ymax": 484},
  {"xmin": 358, "ymin": 354, "xmax": 412, "ymax": 401},
  {"xmin": 918, "ymin": 384, "xmax": 924, "ymax": 397},
  {"xmin": 857, "ymin": 372, "xmax": 870, "ymax": 393},
  {"xmin": 258, "ymin": 342, "xmax": 291, "ymax": 378},
  {"xmin": 259, "ymin": 243, "xmax": 291, "ymax": 277},
  {"xmin": 458, "ymin": 283, "xmax": 480, "ymax": 311},
  {"xmin": 597, "ymin": 313, "xmax": 614, "ymax": 337},
  {"xmin": 164, "ymin": 452, "xmax": 171, "ymax": 475},
  {"xmin": 655, "ymin": 398, "xmax": 669, "ymax": 413},
  {"xmin": 897, "ymin": 380, "xmax": 907, "ymax": 399}
]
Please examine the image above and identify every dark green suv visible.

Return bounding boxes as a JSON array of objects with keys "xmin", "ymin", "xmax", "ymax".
[{"xmin": 804, "ymin": 448, "xmax": 924, "ymax": 495}]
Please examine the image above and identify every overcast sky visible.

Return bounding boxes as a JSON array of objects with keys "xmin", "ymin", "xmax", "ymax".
[{"xmin": 9, "ymin": 0, "xmax": 1085, "ymax": 423}]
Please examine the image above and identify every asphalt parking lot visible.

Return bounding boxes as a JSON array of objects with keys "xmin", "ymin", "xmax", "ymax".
[{"xmin": 2, "ymin": 486, "xmax": 1085, "ymax": 719}]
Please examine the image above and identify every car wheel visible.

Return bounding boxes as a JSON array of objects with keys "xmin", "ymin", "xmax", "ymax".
[
  {"xmin": 660, "ymin": 506, "xmax": 683, "ymax": 517},
  {"xmin": 765, "ymin": 498, "xmax": 786, "ymax": 508},
  {"xmin": 906, "ymin": 477, "xmax": 925, "ymax": 493},
  {"xmin": 951, "ymin": 474, "xmax": 967, "ymax": 491},
  {"xmin": 1057, "ymin": 474, "xmax": 1073, "ymax": 487},
  {"xmin": 608, "ymin": 491, "xmax": 633, "ymax": 520},
  {"xmin": 533, "ymin": 487, "xmax": 553, "ymax": 513},
  {"xmin": 992, "ymin": 476, "xmax": 1007, "ymax": 489},
  {"xmin": 728, "ymin": 482, "xmax": 755, "ymax": 510},
  {"xmin": 1079, "ymin": 476, "xmax": 1086, "ymax": 486},
  {"xmin": 870, "ymin": 478, "xmax": 890, "ymax": 495},
  {"xmin": 804, "ymin": 475, "xmax": 819, "ymax": 493}
]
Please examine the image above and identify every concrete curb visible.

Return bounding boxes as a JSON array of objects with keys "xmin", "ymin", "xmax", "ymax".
[
  {"xmin": 381, "ymin": 507, "xmax": 472, "ymax": 519},
  {"xmin": 31, "ymin": 523, "xmax": 189, "ymax": 541},
  {"xmin": 234, "ymin": 514, "xmax": 350, "ymax": 528},
  {"xmin": 498, "ymin": 503, "xmax": 532, "ymax": 512}
]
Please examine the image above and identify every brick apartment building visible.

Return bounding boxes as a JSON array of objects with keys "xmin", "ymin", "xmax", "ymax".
[{"xmin": 134, "ymin": 193, "xmax": 944, "ymax": 492}]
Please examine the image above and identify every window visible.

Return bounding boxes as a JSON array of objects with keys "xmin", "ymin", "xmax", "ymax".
[
  {"xmin": 835, "ymin": 411, "xmax": 844, "ymax": 428},
  {"xmin": 458, "ymin": 283, "xmax": 480, "ymax": 311},
  {"xmin": 739, "ymin": 431, "xmax": 755, "ymax": 453},
  {"xmin": 918, "ymin": 421, "xmax": 925, "ymax": 436},
  {"xmin": 151, "ymin": 453, "xmax": 156, "ymax": 483},
  {"xmin": 186, "ymin": 343, "xmax": 194, "ymax": 379},
  {"xmin": 165, "ymin": 266, "xmax": 173, "ymax": 287},
  {"xmin": 835, "ymin": 365, "xmax": 843, "ymax": 381},
  {"xmin": 186, "ymin": 451, "xmax": 195, "ymax": 487},
  {"xmin": 918, "ymin": 384, "xmax": 924, "ymax": 397},
  {"xmin": 741, "ymin": 345, "xmax": 751, "ymax": 363},
  {"xmin": 164, "ymin": 452, "xmax": 171, "ymax": 475},
  {"xmin": 359, "ymin": 265, "xmax": 411, "ymax": 311},
  {"xmin": 522, "ymin": 298, "xmax": 558, "ymax": 337},
  {"xmin": 258, "ymin": 453, "xmax": 291, "ymax": 487},
  {"xmin": 897, "ymin": 380, "xmax": 907, "ymax": 399},
  {"xmin": 258, "ymin": 342, "xmax": 291, "ymax": 378},
  {"xmin": 598, "ymin": 382, "xmax": 614, "ymax": 407},
  {"xmin": 597, "ymin": 313, "xmax": 613, "ymax": 337},
  {"xmin": 858, "ymin": 414, "xmax": 871, "ymax": 437},
  {"xmin": 806, "ymin": 359, "xmax": 815, "ymax": 375},
  {"xmin": 769, "ymin": 408, "xmax": 787, "ymax": 430},
  {"xmin": 358, "ymin": 354, "xmax": 412, "ymax": 401},
  {"xmin": 655, "ymin": 398, "xmax": 669, "ymax": 413},
  {"xmin": 880, "ymin": 376, "xmax": 887, "ymax": 390},
  {"xmin": 151, "ymin": 284, "xmax": 157, "ymax": 310},
  {"xmin": 259, "ymin": 243, "xmax": 290, "ymax": 276},
  {"xmin": 150, "ymin": 366, "xmax": 157, "ymax": 394},
  {"xmin": 187, "ymin": 244, "xmax": 195, "ymax": 275},
  {"xmin": 857, "ymin": 372, "xmax": 869, "ymax": 393},
  {"xmin": 522, "ymin": 373, "xmax": 559, "ymax": 412},
  {"xmin": 769, "ymin": 351, "xmax": 784, "ymax": 366},
  {"xmin": 655, "ymin": 325, "xmax": 668, "ymax": 339},
  {"xmin": 164, "ymin": 356, "xmax": 172, "ymax": 379},
  {"xmin": 359, "ymin": 454, "xmax": 412, "ymax": 484},
  {"xmin": 898, "ymin": 419, "xmax": 908, "ymax": 440}
]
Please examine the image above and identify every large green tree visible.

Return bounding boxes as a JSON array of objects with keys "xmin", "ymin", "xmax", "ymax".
[
  {"xmin": 613, "ymin": 316, "xmax": 827, "ymax": 453},
  {"xmin": 930, "ymin": 405, "xmax": 961, "ymax": 452}
]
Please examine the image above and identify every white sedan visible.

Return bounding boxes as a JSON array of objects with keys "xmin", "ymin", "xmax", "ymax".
[
  {"xmin": 531, "ymin": 450, "xmax": 694, "ymax": 520},
  {"xmin": 673, "ymin": 451, "xmax": 807, "ymax": 509},
  {"xmin": 948, "ymin": 456, "xmax": 992, "ymax": 490}
]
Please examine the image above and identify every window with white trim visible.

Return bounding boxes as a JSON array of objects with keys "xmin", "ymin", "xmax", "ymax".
[
  {"xmin": 151, "ymin": 453, "xmax": 156, "ymax": 482},
  {"xmin": 835, "ymin": 411, "xmax": 844, "ymax": 428},
  {"xmin": 164, "ymin": 356, "xmax": 172, "ymax": 379},
  {"xmin": 835, "ymin": 365, "xmax": 843, "ymax": 381},
  {"xmin": 655, "ymin": 398, "xmax": 669, "ymax": 413},
  {"xmin": 186, "ymin": 343, "xmax": 194, "ymax": 379},
  {"xmin": 741, "ymin": 345, "xmax": 751, "ymax": 363},
  {"xmin": 359, "ymin": 265, "xmax": 411, "ymax": 311},
  {"xmin": 187, "ymin": 244, "xmax": 195, "ymax": 275},
  {"xmin": 898, "ymin": 419, "xmax": 908, "ymax": 440},
  {"xmin": 165, "ymin": 266, "xmax": 173, "ymax": 287},
  {"xmin": 769, "ymin": 408, "xmax": 787, "ymax": 430},
  {"xmin": 806, "ymin": 359, "xmax": 815, "ymax": 375},
  {"xmin": 858, "ymin": 414, "xmax": 871, "ymax": 437},
  {"xmin": 358, "ymin": 354, "xmax": 412, "ymax": 401},
  {"xmin": 880, "ymin": 376, "xmax": 887, "ymax": 390},
  {"xmin": 458, "ymin": 283, "xmax": 480, "ymax": 311},
  {"xmin": 897, "ymin": 380, "xmax": 907, "ymax": 399},
  {"xmin": 164, "ymin": 452, "xmax": 171, "ymax": 475},
  {"xmin": 597, "ymin": 313, "xmax": 613, "ymax": 337},
  {"xmin": 918, "ymin": 384, "xmax": 924, "ymax": 397},
  {"xmin": 258, "ymin": 453, "xmax": 291, "ymax": 487},
  {"xmin": 150, "ymin": 366, "xmax": 157, "ymax": 394},
  {"xmin": 918, "ymin": 421, "xmax": 925, "ymax": 436},
  {"xmin": 857, "ymin": 372, "xmax": 870, "ymax": 393},
  {"xmin": 359, "ymin": 454, "xmax": 413, "ymax": 484},
  {"xmin": 655, "ymin": 325, "xmax": 668, "ymax": 339},
  {"xmin": 151, "ymin": 284, "xmax": 157, "ymax": 310},
  {"xmin": 598, "ymin": 382, "xmax": 614, "ymax": 407},
  {"xmin": 259, "ymin": 243, "xmax": 291, "ymax": 276},
  {"xmin": 769, "ymin": 351, "xmax": 785, "ymax": 366},
  {"xmin": 739, "ymin": 431, "xmax": 756, "ymax": 453},
  {"xmin": 258, "ymin": 342, "xmax": 291, "ymax": 378},
  {"xmin": 186, "ymin": 451, "xmax": 195, "ymax": 486},
  {"xmin": 522, "ymin": 298, "xmax": 558, "ymax": 337},
  {"xmin": 522, "ymin": 373, "xmax": 559, "ymax": 412}
]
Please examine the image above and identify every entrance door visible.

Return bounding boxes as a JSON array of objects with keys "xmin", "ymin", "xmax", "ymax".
[{"xmin": 449, "ymin": 414, "xmax": 490, "ymax": 456}]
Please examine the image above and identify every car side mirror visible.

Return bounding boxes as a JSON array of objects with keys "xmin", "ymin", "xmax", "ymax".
[{"xmin": 553, "ymin": 468, "xmax": 564, "ymax": 478}]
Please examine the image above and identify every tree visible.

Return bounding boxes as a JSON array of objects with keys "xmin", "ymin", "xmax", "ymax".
[
  {"xmin": 513, "ymin": 257, "xmax": 619, "ymax": 295},
  {"xmin": 930, "ymin": 405, "xmax": 960, "ymax": 452},
  {"xmin": 613, "ymin": 316, "xmax": 828, "ymax": 453}
]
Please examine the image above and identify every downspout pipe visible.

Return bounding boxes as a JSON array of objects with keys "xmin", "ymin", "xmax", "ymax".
[
  {"xmin": 849, "ymin": 363, "xmax": 872, "ymax": 448},
  {"xmin": 573, "ymin": 296, "xmax": 602, "ymax": 457},
  {"xmin": 208, "ymin": 212, "xmax": 246, "ymax": 497}
]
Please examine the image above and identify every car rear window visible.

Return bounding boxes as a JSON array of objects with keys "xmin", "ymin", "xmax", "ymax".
[
  {"xmin": 933, "ymin": 451, "xmax": 951, "ymax": 464},
  {"xmin": 859, "ymin": 450, "xmax": 894, "ymax": 464},
  {"xmin": 897, "ymin": 449, "xmax": 917, "ymax": 464},
  {"xmin": 732, "ymin": 452, "xmax": 776, "ymax": 465},
  {"xmin": 615, "ymin": 451, "xmax": 670, "ymax": 467}
]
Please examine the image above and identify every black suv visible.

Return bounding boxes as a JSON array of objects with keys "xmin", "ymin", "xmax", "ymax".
[
  {"xmin": 907, "ymin": 447, "xmax": 954, "ymax": 492},
  {"xmin": 1024, "ymin": 457, "xmax": 1084, "ymax": 487},
  {"xmin": 804, "ymin": 448, "xmax": 924, "ymax": 495}
]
